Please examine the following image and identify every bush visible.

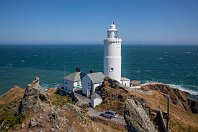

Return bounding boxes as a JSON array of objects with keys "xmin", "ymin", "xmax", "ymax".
[{"xmin": 1, "ymin": 114, "xmax": 25, "ymax": 131}]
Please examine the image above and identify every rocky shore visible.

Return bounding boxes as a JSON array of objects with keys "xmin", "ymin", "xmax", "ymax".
[
  {"xmin": 141, "ymin": 83, "xmax": 198, "ymax": 114},
  {"xmin": 0, "ymin": 77, "xmax": 198, "ymax": 132},
  {"xmin": 95, "ymin": 78, "xmax": 198, "ymax": 132}
]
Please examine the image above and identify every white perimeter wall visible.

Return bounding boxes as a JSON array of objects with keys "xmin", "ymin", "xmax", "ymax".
[
  {"xmin": 92, "ymin": 83, "xmax": 102, "ymax": 94},
  {"xmin": 121, "ymin": 80, "xmax": 130, "ymax": 87},
  {"xmin": 91, "ymin": 98, "xmax": 102, "ymax": 108}
]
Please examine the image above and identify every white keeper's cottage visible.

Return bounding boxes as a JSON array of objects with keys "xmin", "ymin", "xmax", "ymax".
[
  {"xmin": 64, "ymin": 67, "xmax": 86, "ymax": 92},
  {"xmin": 82, "ymin": 72, "xmax": 105, "ymax": 97}
]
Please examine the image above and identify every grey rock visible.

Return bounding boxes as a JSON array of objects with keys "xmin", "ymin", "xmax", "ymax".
[
  {"xmin": 124, "ymin": 99, "xmax": 158, "ymax": 132},
  {"xmin": 29, "ymin": 117, "xmax": 43, "ymax": 128},
  {"xmin": 18, "ymin": 77, "xmax": 49, "ymax": 114},
  {"xmin": 48, "ymin": 109, "xmax": 58, "ymax": 124}
]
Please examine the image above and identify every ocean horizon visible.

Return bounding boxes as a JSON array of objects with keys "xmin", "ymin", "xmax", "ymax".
[{"xmin": 0, "ymin": 44, "xmax": 198, "ymax": 95}]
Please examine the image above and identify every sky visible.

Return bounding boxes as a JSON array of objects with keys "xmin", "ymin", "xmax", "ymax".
[{"xmin": 0, "ymin": 0, "xmax": 198, "ymax": 45}]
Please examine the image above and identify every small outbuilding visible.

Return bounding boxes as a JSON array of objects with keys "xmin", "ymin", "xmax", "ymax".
[
  {"xmin": 82, "ymin": 72, "xmax": 105, "ymax": 97},
  {"xmin": 91, "ymin": 93, "xmax": 102, "ymax": 108},
  {"xmin": 121, "ymin": 77, "xmax": 130, "ymax": 87}
]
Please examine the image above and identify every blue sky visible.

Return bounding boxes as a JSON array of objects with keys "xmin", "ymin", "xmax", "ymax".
[{"xmin": 0, "ymin": 0, "xmax": 198, "ymax": 45}]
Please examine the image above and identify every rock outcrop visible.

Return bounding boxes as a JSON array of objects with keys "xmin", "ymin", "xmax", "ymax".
[
  {"xmin": 0, "ymin": 77, "xmax": 132, "ymax": 131},
  {"xmin": 124, "ymin": 99, "xmax": 158, "ymax": 132},
  {"xmin": 12, "ymin": 77, "xmax": 93, "ymax": 131},
  {"xmin": 142, "ymin": 83, "xmax": 198, "ymax": 114},
  {"xmin": 18, "ymin": 77, "xmax": 48, "ymax": 114},
  {"xmin": 95, "ymin": 77, "xmax": 132, "ymax": 115}
]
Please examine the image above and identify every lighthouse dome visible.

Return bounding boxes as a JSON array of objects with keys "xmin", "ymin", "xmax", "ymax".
[{"xmin": 110, "ymin": 22, "xmax": 116, "ymax": 29}]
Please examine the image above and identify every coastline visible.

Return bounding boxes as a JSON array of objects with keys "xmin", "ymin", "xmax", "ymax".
[
  {"xmin": 0, "ymin": 77, "xmax": 198, "ymax": 132},
  {"xmin": 0, "ymin": 45, "xmax": 198, "ymax": 96}
]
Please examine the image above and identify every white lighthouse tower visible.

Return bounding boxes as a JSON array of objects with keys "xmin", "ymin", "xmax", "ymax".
[{"xmin": 104, "ymin": 22, "xmax": 122, "ymax": 81}]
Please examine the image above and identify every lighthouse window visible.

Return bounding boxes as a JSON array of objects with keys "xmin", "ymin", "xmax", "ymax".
[{"xmin": 110, "ymin": 68, "xmax": 114, "ymax": 72}]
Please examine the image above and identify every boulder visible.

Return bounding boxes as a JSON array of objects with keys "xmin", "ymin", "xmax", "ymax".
[{"xmin": 124, "ymin": 99, "xmax": 158, "ymax": 132}]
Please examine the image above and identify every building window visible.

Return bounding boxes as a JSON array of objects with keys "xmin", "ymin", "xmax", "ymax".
[
  {"xmin": 65, "ymin": 81, "xmax": 67, "ymax": 84},
  {"xmin": 109, "ymin": 67, "xmax": 114, "ymax": 72}
]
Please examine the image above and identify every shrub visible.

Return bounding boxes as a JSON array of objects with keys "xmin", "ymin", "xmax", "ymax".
[{"xmin": 1, "ymin": 114, "xmax": 25, "ymax": 131}]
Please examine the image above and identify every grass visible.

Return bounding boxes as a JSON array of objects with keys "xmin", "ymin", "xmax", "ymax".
[
  {"xmin": 131, "ymin": 90, "xmax": 198, "ymax": 132},
  {"xmin": 2, "ymin": 114, "xmax": 25, "ymax": 128},
  {"xmin": 0, "ymin": 103, "xmax": 25, "ymax": 131},
  {"xmin": 0, "ymin": 86, "xmax": 25, "ymax": 131},
  {"xmin": 98, "ymin": 79, "xmax": 198, "ymax": 132},
  {"xmin": 47, "ymin": 89, "xmax": 73, "ymax": 106},
  {"xmin": 50, "ymin": 94, "xmax": 73, "ymax": 106}
]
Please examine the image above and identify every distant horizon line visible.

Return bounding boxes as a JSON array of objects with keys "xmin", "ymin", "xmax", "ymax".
[
  {"xmin": 0, "ymin": 41, "xmax": 198, "ymax": 45},
  {"xmin": 0, "ymin": 43, "xmax": 198, "ymax": 46},
  {"xmin": 0, "ymin": 42, "xmax": 198, "ymax": 46}
]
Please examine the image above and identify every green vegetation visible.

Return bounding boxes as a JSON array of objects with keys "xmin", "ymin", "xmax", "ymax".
[
  {"xmin": 2, "ymin": 114, "xmax": 25, "ymax": 128},
  {"xmin": 0, "ymin": 104, "xmax": 25, "ymax": 131},
  {"xmin": 50, "ymin": 94, "xmax": 73, "ymax": 106},
  {"xmin": 0, "ymin": 87, "xmax": 25, "ymax": 131}
]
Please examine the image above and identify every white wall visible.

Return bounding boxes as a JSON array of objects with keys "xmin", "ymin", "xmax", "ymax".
[
  {"xmin": 104, "ymin": 56, "xmax": 121, "ymax": 81},
  {"xmin": 82, "ymin": 75, "xmax": 103, "ymax": 96},
  {"xmin": 92, "ymin": 83, "xmax": 101, "ymax": 94},
  {"xmin": 91, "ymin": 98, "xmax": 102, "ymax": 108},
  {"xmin": 121, "ymin": 80, "xmax": 130, "ymax": 87},
  {"xmin": 64, "ymin": 80, "xmax": 73, "ymax": 91},
  {"xmin": 82, "ymin": 75, "xmax": 92, "ymax": 96},
  {"xmin": 73, "ymin": 81, "xmax": 82, "ymax": 88},
  {"xmin": 104, "ymin": 38, "xmax": 122, "ymax": 82}
]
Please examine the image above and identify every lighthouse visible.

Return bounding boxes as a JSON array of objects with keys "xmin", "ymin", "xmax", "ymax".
[{"xmin": 104, "ymin": 22, "xmax": 122, "ymax": 81}]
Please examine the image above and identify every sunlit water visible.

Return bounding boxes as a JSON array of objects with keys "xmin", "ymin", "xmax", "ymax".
[{"xmin": 0, "ymin": 44, "xmax": 198, "ymax": 95}]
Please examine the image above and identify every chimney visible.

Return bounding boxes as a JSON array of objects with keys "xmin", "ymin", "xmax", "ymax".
[
  {"xmin": 89, "ymin": 70, "xmax": 93, "ymax": 73},
  {"xmin": 76, "ymin": 67, "xmax": 80, "ymax": 72}
]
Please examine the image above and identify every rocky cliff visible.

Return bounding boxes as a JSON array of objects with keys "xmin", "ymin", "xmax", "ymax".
[
  {"xmin": 95, "ymin": 78, "xmax": 159, "ymax": 131},
  {"xmin": 96, "ymin": 78, "xmax": 198, "ymax": 132},
  {"xmin": 0, "ymin": 77, "xmax": 126, "ymax": 132},
  {"xmin": 141, "ymin": 83, "xmax": 198, "ymax": 114},
  {"xmin": 1, "ymin": 77, "xmax": 198, "ymax": 132}
]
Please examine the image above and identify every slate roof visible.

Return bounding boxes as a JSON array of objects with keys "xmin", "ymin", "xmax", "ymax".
[
  {"xmin": 87, "ymin": 72, "xmax": 105, "ymax": 83},
  {"xmin": 64, "ymin": 72, "xmax": 86, "ymax": 82}
]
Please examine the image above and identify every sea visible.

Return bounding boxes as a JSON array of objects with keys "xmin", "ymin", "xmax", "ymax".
[{"xmin": 0, "ymin": 44, "xmax": 198, "ymax": 95}]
